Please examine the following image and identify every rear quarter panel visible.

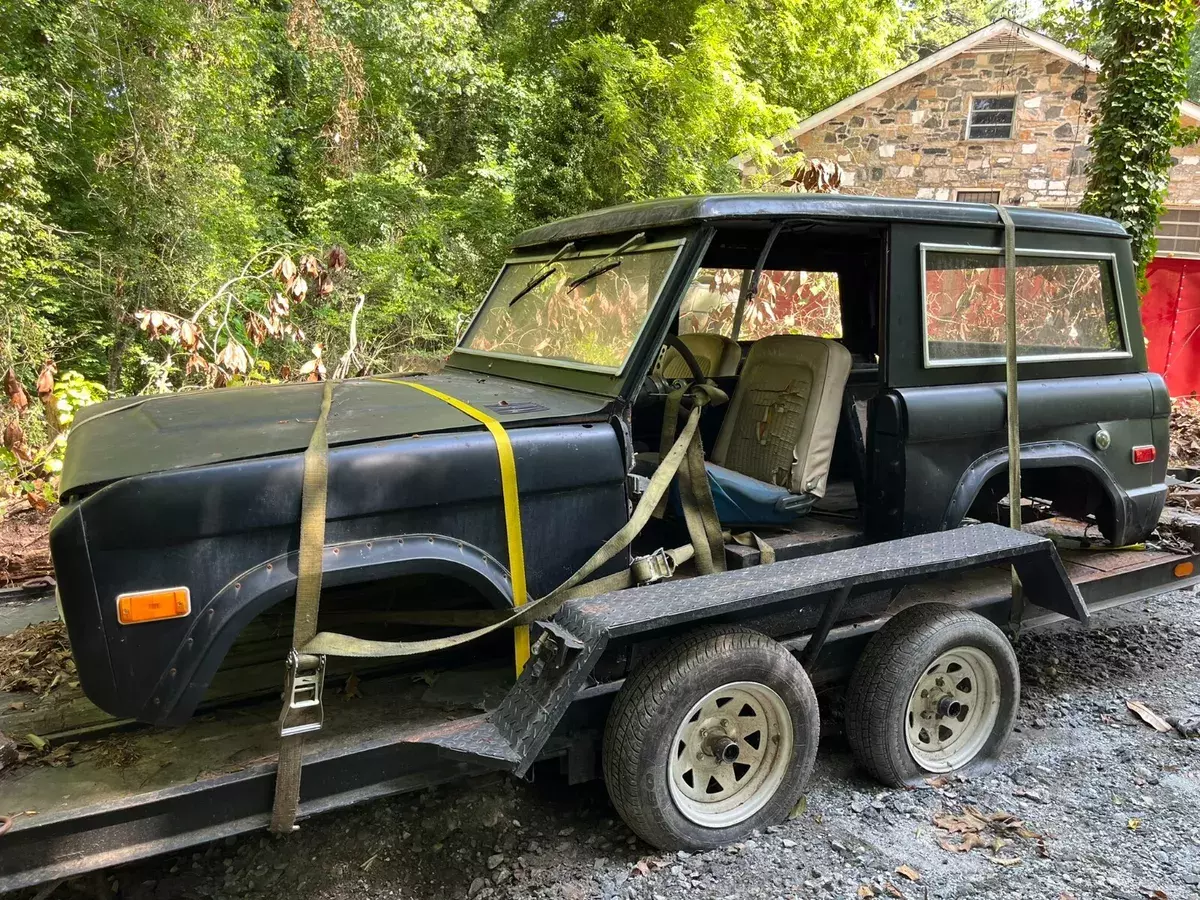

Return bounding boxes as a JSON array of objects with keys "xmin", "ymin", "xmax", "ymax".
[{"xmin": 877, "ymin": 222, "xmax": 1166, "ymax": 543}]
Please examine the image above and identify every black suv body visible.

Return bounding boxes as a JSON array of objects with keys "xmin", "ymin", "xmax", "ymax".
[{"xmin": 51, "ymin": 194, "xmax": 1168, "ymax": 724}]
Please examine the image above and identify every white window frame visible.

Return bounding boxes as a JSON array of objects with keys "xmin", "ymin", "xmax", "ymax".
[
  {"xmin": 965, "ymin": 95, "xmax": 1017, "ymax": 141},
  {"xmin": 919, "ymin": 243, "xmax": 1131, "ymax": 369}
]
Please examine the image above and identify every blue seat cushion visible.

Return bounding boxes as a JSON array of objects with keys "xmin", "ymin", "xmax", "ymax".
[{"xmin": 662, "ymin": 461, "xmax": 814, "ymax": 527}]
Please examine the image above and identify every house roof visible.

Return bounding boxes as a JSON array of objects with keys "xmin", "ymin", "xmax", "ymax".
[
  {"xmin": 735, "ymin": 18, "xmax": 1200, "ymax": 171},
  {"xmin": 511, "ymin": 193, "xmax": 1127, "ymax": 248}
]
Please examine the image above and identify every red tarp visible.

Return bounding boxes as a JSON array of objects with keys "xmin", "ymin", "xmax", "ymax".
[{"xmin": 1142, "ymin": 257, "xmax": 1200, "ymax": 397}]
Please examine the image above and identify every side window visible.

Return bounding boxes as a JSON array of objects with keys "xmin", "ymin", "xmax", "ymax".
[
  {"xmin": 681, "ymin": 268, "xmax": 843, "ymax": 340},
  {"xmin": 922, "ymin": 248, "xmax": 1125, "ymax": 366}
]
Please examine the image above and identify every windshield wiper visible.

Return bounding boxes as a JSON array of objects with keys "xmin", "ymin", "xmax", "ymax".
[
  {"xmin": 566, "ymin": 232, "xmax": 646, "ymax": 292},
  {"xmin": 507, "ymin": 241, "xmax": 576, "ymax": 307}
]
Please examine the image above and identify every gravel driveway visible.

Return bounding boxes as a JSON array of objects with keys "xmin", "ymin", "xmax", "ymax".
[{"xmin": 39, "ymin": 589, "xmax": 1200, "ymax": 900}]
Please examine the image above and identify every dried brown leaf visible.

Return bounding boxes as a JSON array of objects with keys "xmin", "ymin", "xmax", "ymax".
[
  {"xmin": 989, "ymin": 855, "xmax": 1022, "ymax": 867},
  {"xmin": 857, "ymin": 886, "xmax": 875, "ymax": 899},
  {"xmin": 895, "ymin": 864, "xmax": 920, "ymax": 882},
  {"xmin": 938, "ymin": 833, "xmax": 985, "ymax": 853},
  {"xmin": 1127, "ymin": 700, "xmax": 1173, "ymax": 733},
  {"xmin": 884, "ymin": 883, "xmax": 906, "ymax": 899},
  {"xmin": 3, "ymin": 369, "xmax": 28, "ymax": 412},
  {"xmin": 35, "ymin": 362, "xmax": 56, "ymax": 400}
]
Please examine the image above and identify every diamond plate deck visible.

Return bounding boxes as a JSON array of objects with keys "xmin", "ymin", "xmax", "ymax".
[{"xmin": 567, "ymin": 523, "xmax": 1082, "ymax": 637}]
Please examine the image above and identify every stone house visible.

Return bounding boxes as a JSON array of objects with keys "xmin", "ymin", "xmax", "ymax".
[{"xmin": 736, "ymin": 18, "xmax": 1200, "ymax": 395}]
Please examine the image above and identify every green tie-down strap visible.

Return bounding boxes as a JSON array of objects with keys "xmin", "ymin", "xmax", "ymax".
[
  {"xmin": 301, "ymin": 381, "xmax": 728, "ymax": 659},
  {"xmin": 270, "ymin": 378, "xmax": 728, "ymax": 833}
]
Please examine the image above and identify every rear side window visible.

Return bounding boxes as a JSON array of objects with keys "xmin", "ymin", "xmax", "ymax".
[
  {"xmin": 681, "ymin": 268, "xmax": 842, "ymax": 340},
  {"xmin": 921, "ymin": 247, "xmax": 1126, "ymax": 366}
]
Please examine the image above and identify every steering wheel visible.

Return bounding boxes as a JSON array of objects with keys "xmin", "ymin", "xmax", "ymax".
[
  {"xmin": 636, "ymin": 334, "xmax": 707, "ymax": 407},
  {"xmin": 663, "ymin": 333, "xmax": 706, "ymax": 384}
]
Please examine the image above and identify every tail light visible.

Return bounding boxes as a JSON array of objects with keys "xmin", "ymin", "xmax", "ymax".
[{"xmin": 1131, "ymin": 445, "xmax": 1156, "ymax": 465}]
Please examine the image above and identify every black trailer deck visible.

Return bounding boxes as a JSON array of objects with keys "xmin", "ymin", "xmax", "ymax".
[{"xmin": 2, "ymin": 522, "xmax": 1197, "ymax": 893}]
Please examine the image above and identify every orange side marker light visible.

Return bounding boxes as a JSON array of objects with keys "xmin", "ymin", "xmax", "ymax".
[
  {"xmin": 1174, "ymin": 561, "xmax": 1194, "ymax": 579},
  {"xmin": 116, "ymin": 587, "xmax": 191, "ymax": 625}
]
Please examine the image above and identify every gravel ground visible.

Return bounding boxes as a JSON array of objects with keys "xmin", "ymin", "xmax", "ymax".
[{"xmin": 29, "ymin": 589, "xmax": 1200, "ymax": 900}]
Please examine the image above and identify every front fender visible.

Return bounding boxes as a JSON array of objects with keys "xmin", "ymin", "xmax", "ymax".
[
  {"xmin": 942, "ymin": 441, "xmax": 1131, "ymax": 534},
  {"xmin": 142, "ymin": 534, "xmax": 514, "ymax": 724}
]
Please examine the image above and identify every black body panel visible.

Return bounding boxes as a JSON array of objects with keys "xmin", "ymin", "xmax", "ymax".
[
  {"xmin": 61, "ymin": 370, "xmax": 610, "ymax": 497},
  {"xmin": 52, "ymin": 422, "xmax": 628, "ymax": 723},
  {"xmin": 885, "ymin": 374, "xmax": 1168, "ymax": 545}
]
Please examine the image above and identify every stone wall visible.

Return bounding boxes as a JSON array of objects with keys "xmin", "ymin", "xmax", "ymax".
[{"xmin": 750, "ymin": 46, "xmax": 1200, "ymax": 210}]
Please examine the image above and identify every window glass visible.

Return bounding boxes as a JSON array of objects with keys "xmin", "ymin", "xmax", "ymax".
[
  {"xmin": 966, "ymin": 96, "xmax": 1015, "ymax": 140},
  {"xmin": 955, "ymin": 190, "xmax": 1001, "ymax": 204},
  {"xmin": 680, "ymin": 268, "xmax": 842, "ymax": 340},
  {"xmin": 923, "ymin": 250, "xmax": 1125, "ymax": 365},
  {"xmin": 462, "ymin": 245, "xmax": 679, "ymax": 370}
]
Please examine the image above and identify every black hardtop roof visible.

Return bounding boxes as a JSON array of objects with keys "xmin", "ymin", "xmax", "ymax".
[{"xmin": 512, "ymin": 193, "xmax": 1129, "ymax": 248}]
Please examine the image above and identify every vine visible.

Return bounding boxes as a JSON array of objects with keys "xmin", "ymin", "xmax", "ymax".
[{"xmin": 1080, "ymin": 0, "xmax": 1198, "ymax": 282}]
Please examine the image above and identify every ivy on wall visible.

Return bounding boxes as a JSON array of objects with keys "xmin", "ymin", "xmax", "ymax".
[{"xmin": 1080, "ymin": 0, "xmax": 1198, "ymax": 281}]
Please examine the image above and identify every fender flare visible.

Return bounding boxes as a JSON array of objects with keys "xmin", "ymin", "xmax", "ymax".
[
  {"xmin": 143, "ymin": 533, "xmax": 514, "ymax": 723},
  {"xmin": 941, "ymin": 440, "xmax": 1131, "ymax": 537}
]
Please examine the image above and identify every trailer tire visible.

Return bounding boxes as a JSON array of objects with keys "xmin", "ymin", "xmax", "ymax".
[
  {"xmin": 602, "ymin": 626, "xmax": 819, "ymax": 850},
  {"xmin": 845, "ymin": 603, "xmax": 1019, "ymax": 787}
]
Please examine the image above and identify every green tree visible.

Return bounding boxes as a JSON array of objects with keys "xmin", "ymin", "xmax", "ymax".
[{"xmin": 1080, "ymin": 0, "xmax": 1197, "ymax": 278}]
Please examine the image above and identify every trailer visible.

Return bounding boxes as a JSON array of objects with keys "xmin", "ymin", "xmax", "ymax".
[
  {"xmin": 5, "ymin": 194, "xmax": 1188, "ymax": 890},
  {"xmin": 2, "ymin": 518, "xmax": 1196, "ymax": 893}
]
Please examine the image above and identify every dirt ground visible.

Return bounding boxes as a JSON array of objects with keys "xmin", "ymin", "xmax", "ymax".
[
  {"xmin": 19, "ymin": 587, "xmax": 1195, "ymax": 900},
  {"xmin": 0, "ymin": 504, "xmax": 54, "ymax": 588}
]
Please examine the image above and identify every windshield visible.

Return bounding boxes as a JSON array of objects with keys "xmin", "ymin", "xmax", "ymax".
[{"xmin": 460, "ymin": 242, "xmax": 681, "ymax": 371}]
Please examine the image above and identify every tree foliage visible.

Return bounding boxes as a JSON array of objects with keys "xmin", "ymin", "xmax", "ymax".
[
  {"xmin": 2, "ymin": 0, "xmax": 1031, "ymax": 401},
  {"xmin": 1080, "ymin": 0, "xmax": 1197, "ymax": 278}
]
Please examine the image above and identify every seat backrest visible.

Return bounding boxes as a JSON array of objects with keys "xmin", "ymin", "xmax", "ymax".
[
  {"xmin": 656, "ymin": 333, "xmax": 741, "ymax": 379},
  {"xmin": 710, "ymin": 335, "xmax": 852, "ymax": 498}
]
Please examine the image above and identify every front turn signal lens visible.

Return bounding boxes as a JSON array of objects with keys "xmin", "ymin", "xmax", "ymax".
[{"xmin": 116, "ymin": 587, "xmax": 191, "ymax": 625}]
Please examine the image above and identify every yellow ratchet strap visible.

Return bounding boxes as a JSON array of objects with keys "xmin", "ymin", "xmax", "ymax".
[{"xmin": 375, "ymin": 379, "xmax": 530, "ymax": 673}]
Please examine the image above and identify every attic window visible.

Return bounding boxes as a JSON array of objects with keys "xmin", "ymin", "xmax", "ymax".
[{"xmin": 966, "ymin": 96, "xmax": 1016, "ymax": 140}]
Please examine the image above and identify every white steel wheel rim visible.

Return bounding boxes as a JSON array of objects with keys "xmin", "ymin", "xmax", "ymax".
[
  {"xmin": 904, "ymin": 645, "xmax": 1002, "ymax": 773},
  {"xmin": 667, "ymin": 681, "xmax": 794, "ymax": 828}
]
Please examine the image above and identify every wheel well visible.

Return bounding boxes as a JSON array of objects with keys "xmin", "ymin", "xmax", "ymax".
[
  {"xmin": 965, "ymin": 464, "xmax": 1116, "ymax": 539},
  {"xmin": 197, "ymin": 571, "xmax": 511, "ymax": 712}
]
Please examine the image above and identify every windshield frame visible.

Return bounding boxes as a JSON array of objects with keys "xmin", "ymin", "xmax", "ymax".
[{"xmin": 450, "ymin": 235, "xmax": 688, "ymax": 392}]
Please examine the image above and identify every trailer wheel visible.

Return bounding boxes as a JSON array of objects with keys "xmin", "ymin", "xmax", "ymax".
[
  {"xmin": 603, "ymin": 627, "xmax": 819, "ymax": 850},
  {"xmin": 845, "ymin": 603, "xmax": 1019, "ymax": 787}
]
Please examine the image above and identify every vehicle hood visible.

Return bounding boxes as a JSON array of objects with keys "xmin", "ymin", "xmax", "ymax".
[{"xmin": 61, "ymin": 369, "xmax": 610, "ymax": 497}]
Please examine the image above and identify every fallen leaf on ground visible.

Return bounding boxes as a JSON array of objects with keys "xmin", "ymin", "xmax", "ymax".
[
  {"xmin": 789, "ymin": 794, "xmax": 808, "ymax": 819},
  {"xmin": 343, "ymin": 672, "xmax": 362, "ymax": 700},
  {"xmin": 8, "ymin": 701, "xmax": 25, "ymax": 711},
  {"xmin": 631, "ymin": 860, "xmax": 650, "ymax": 877},
  {"xmin": 990, "ymin": 855, "xmax": 1022, "ymax": 866},
  {"xmin": 924, "ymin": 775, "xmax": 950, "ymax": 789},
  {"xmin": 857, "ymin": 886, "xmax": 875, "ymax": 899},
  {"xmin": 1127, "ymin": 700, "xmax": 1173, "ymax": 733},
  {"xmin": 895, "ymin": 864, "xmax": 920, "ymax": 882},
  {"xmin": 884, "ymin": 883, "xmax": 907, "ymax": 899},
  {"xmin": 1127, "ymin": 818, "xmax": 1142, "ymax": 831},
  {"xmin": 939, "ymin": 833, "xmax": 984, "ymax": 853},
  {"xmin": 1140, "ymin": 890, "xmax": 1168, "ymax": 900}
]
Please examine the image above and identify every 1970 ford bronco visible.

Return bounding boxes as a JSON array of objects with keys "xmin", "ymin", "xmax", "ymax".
[{"xmin": 47, "ymin": 193, "xmax": 1169, "ymax": 848}]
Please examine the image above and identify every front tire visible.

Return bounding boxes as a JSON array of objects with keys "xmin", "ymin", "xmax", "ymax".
[
  {"xmin": 602, "ymin": 627, "xmax": 819, "ymax": 850},
  {"xmin": 845, "ymin": 603, "xmax": 1020, "ymax": 787}
]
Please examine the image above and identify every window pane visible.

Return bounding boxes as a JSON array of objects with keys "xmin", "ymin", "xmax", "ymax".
[
  {"xmin": 680, "ymin": 268, "xmax": 842, "ymax": 340},
  {"xmin": 973, "ymin": 97, "xmax": 1014, "ymax": 111},
  {"xmin": 967, "ymin": 123, "xmax": 1013, "ymax": 139},
  {"xmin": 464, "ymin": 247, "xmax": 677, "ymax": 369},
  {"xmin": 970, "ymin": 110, "xmax": 1013, "ymax": 126},
  {"xmin": 923, "ymin": 250, "xmax": 1124, "ymax": 363},
  {"xmin": 680, "ymin": 268, "xmax": 742, "ymax": 337},
  {"xmin": 955, "ymin": 190, "xmax": 1001, "ymax": 204},
  {"xmin": 739, "ymin": 270, "xmax": 842, "ymax": 340}
]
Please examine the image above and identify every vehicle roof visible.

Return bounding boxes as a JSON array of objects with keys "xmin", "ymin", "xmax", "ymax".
[{"xmin": 512, "ymin": 193, "xmax": 1129, "ymax": 248}]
